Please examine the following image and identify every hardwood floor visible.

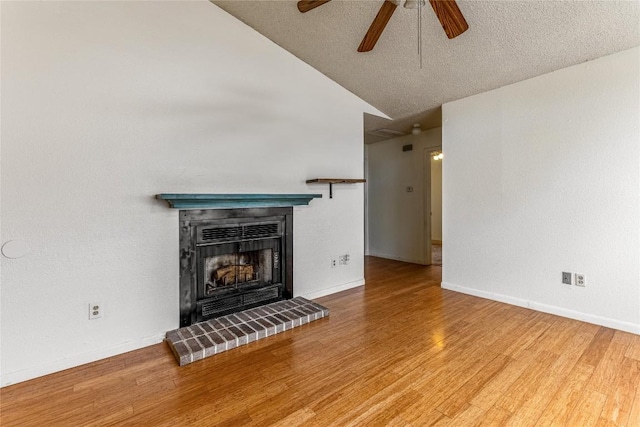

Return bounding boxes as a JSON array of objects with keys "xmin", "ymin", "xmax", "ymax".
[{"xmin": 2, "ymin": 256, "xmax": 640, "ymax": 426}]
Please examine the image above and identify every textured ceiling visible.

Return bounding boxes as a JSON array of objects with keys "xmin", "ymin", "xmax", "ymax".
[{"xmin": 213, "ymin": 0, "xmax": 640, "ymax": 138}]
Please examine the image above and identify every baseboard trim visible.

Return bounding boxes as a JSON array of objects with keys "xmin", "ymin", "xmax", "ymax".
[
  {"xmin": 301, "ymin": 278, "xmax": 365, "ymax": 300},
  {"xmin": 1, "ymin": 278, "xmax": 366, "ymax": 387},
  {"xmin": 441, "ymin": 282, "xmax": 640, "ymax": 335},
  {"xmin": 1, "ymin": 332, "xmax": 166, "ymax": 387}
]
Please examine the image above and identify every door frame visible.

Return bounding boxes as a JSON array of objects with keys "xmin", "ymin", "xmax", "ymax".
[
  {"xmin": 423, "ymin": 146, "xmax": 442, "ymax": 265},
  {"xmin": 423, "ymin": 148, "xmax": 432, "ymax": 265}
]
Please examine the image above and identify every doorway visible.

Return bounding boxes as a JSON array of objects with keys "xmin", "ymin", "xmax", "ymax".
[{"xmin": 425, "ymin": 148, "xmax": 443, "ymax": 266}]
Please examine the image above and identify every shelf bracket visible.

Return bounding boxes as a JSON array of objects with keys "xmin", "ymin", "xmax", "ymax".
[{"xmin": 305, "ymin": 178, "xmax": 366, "ymax": 200}]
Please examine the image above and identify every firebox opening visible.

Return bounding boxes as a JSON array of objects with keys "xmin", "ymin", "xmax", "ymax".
[{"xmin": 204, "ymin": 249, "xmax": 273, "ymax": 294}]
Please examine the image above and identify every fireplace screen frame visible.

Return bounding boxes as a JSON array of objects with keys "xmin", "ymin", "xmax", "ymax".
[
  {"xmin": 179, "ymin": 207, "xmax": 293, "ymax": 327},
  {"xmin": 196, "ymin": 238, "xmax": 280, "ymax": 299}
]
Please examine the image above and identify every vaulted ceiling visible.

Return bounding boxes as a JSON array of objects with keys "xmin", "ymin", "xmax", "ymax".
[{"xmin": 213, "ymin": 0, "xmax": 640, "ymax": 139}]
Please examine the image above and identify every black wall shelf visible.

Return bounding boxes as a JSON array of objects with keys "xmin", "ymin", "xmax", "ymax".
[{"xmin": 306, "ymin": 178, "xmax": 366, "ymax": 199}]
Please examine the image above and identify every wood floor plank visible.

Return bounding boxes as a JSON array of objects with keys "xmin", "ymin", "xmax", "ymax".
[
  {"xmin": 1, "ymin": 256, "xmax": 639, "ymax": 426},
  {"xmin": 437, "ymin": 354, "xmax": 511, "ymax": 418},
  {"xmin": 534, "ymin": 362, "xmax": 594, "ymax": 427},
  {"xmin": 494, "ymin": 351, "xmax": 559, "ymax": 414},
  {"xmin": 500, "ymin": 319, "xmax": 553, "ymax": 359},
  {"xmin": 624, "ymin": 333, "xmax": 640, "ymax": 361},
  {"xmin": 477, "ymin": 406, "xmax": 513, "ymax": 426},
  {"xmin": 598, "ymin": 356, "xmax": 640, "ymax": 425},
  {"xmin": 565, "ymin": 388, "xmax": 607, "ymax": 427},
  {"xmin": 587, "ymin": 330, "xmax": 633, "ymax": 394},
  {"xmin": 268, "ymin": 407, "xmax": 315, "ymax": 427},
  {"xmin": 470, "ymin": 350, "xmax": 537, "ymax": 411},
  {"xmin": 445, "ymin": 404, "xmax": 486, "ymax": 426},
  {"xmin": 594, "ymin": 418, "xmax": 618, "ymax": 427},
  {"xmin": 580, "ymin": 327, "xmax": 617, "ymax": 366},
  {"xmin": 514, "ymin": 329, "xmax": 600, "ymax": 425},
  {"xmin": 397, "ymin": 407, "xmax": 451, "ymax": 426},
  {"xmin": 628, "ymin": 376, "xmax": 640, "ymax": 427}
]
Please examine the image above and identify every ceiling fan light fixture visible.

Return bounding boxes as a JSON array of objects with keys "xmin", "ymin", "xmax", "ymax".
[{"xmin": 403, "ymin": 0, "xmax": 425, "ymax": 9}]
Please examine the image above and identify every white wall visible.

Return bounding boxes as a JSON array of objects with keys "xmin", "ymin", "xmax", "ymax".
[
  {"xmin": 442, "ymin": 47, "xmax": 640, "ymax": 333},
  {"xmin": 430, "ymin": 157, "xmax": 443, "ymax": 242},
  {"xmin": 367, "ymin": 129, "xmax": 442, "ymax": 264},
  {"xmin": 0, "ymin": 1, "xmax": 381, "ymax": 386}
]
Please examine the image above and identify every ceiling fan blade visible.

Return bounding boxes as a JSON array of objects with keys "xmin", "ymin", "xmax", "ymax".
[
  {"xmin": 428, "ymin": 0, "xmax": 469, "ymax": 39},
  {"xmin": 358, "ymin": 1, "xmax": 398, "ymax": 52},
  {"xmin": 297, "ymin": 0, "xmax": 332, "ymax": 13}
]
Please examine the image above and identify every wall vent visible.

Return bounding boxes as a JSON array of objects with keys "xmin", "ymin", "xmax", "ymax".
[
  {"xmin": 200, "ymin": 223, "xmax": 280, "ymax": 243},
  {"xmin": 367, "ymin": 128, "xmax": 406, "ymax": 138}
]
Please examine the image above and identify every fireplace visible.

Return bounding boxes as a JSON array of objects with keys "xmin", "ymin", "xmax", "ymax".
[{"xmin": 179, "ymin": 207, "xmax": 293, "ymax": 327}]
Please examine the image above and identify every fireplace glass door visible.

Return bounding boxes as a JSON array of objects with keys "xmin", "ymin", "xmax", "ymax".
[{"xmin": 196, "ymin": 238, "xmax": 281, "ymax": 300}]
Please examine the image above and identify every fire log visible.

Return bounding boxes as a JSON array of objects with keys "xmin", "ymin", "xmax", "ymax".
[{"xmin": 213, "ymin": 264, "xmax": 255, "ymax": 285}]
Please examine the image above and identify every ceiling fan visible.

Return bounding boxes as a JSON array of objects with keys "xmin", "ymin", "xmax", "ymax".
[{"xmin": 297, "ymin": 0, "xmax": 469, "ymax": 52}]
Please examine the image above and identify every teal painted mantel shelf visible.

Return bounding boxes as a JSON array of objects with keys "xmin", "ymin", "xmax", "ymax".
[{"xmin": 156, "ymin": 193, "xmax": 322, "ymax": 209}]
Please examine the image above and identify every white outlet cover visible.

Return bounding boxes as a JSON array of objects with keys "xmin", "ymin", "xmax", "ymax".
[
  {"xmin": 2, "ymin": 240, "xmax": 31, "ymax": 259},
  {"xmin": 89, "ymin": 302, "xmax": 103, "ymax": 320}
]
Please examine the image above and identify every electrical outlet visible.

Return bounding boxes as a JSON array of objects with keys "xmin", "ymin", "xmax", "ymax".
[
  {"xmin": 89, "ymin": 302, "xmax": 103, "ymax": 320},
  {"xmin": 339, "ymin": 254, "xmax": 350, "ymax": 265},
  {"xmin": 562, "ymin": 272, "xmax": 572, "ymax": 285},
  {"xmin": 575, "ymin": 274, "xmax": 586, "ymax": 287},
  {"xmin": 331, "ymin": 258, "xmax": 337, "ymax": 268}
]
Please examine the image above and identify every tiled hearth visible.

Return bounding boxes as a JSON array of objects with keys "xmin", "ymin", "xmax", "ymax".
[{"xmin": 165, "ymin": 297, "xmax": 329, "ymax": 366}]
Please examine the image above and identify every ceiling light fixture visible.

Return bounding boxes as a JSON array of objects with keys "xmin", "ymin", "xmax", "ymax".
[
  {"xmin": 403, "ymin": 0, "xmax": 425, "ymax": 10},
  {"xmin": 412, "ymin": 124, "xmax": 422, "ymax": 135},
  {"xmin": 432, "ymin": 150, "xmax": 444, "ymax": 160}
]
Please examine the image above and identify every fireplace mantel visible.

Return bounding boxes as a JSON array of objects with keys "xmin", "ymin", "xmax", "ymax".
[{"xmin": 156, "ymin": 193, "xmax": 322, "ymax": 209}]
